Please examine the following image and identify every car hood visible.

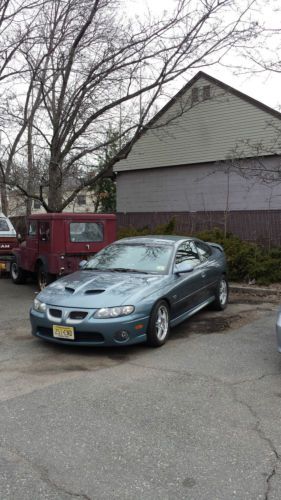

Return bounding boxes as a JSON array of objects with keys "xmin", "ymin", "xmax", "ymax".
[{"xmin": 38, "ymin": 270, "xmax": 168, "ymax": 308}]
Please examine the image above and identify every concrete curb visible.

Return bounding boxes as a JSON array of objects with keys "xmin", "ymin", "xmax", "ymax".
[{"xmin": 230, "ymin": 283, "xmax": 281, "ymax": 297}]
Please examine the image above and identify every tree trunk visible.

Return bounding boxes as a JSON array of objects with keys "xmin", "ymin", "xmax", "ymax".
[
  {"xmin": 26, "ymin": 120, "xmax": 33, "ymax": 215},
  {"xmin": 0, "ymin": 184, "xmax": 8, "ymax": 215},
  {"xmin": 48, "ymin": 158, "xmax": 63, "ymax": 212}
]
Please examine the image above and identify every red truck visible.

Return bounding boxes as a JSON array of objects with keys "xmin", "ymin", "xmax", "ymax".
[
  {"xmin": 0, "ymin": 213, "xmax": 18, "ymax": 274},
  {"xmin": 11, "ymin": 212, "xmax": 116, "ymax": 289}
]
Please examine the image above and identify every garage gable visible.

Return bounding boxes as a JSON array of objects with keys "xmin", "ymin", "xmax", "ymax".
[{"xmin": 114, "ymin": 72, "xmax": 281, "ymax": 172}]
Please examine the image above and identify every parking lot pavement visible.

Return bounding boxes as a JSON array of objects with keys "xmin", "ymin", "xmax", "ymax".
[{"xmin": 0, "ymin": 277, "xmax": 281, "ymax": 499}]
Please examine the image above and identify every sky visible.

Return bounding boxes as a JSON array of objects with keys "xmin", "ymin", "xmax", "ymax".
[{"xmin": 125, "ymin": 0, "xmax": 281, "ymax": 112}]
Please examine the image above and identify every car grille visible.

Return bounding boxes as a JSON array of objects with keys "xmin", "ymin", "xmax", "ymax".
[
  {"xmin": 69, "ymin": 311, "xmax": 88, "ymax": 320},
  {"xmin": 49, "ymin": 308, "xmax": 62, "ymax": 318},
  {"xmin": 37, "ymin": 327, "xmax": 104, "ymax": 343},
  {"xmin": 48, "ymin": 309, "xmax": 88, "ymax": 321}
]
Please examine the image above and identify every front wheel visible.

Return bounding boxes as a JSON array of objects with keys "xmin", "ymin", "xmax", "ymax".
[
  {"xmin": 10, "ymin": 260, "xmax": 27, "ymax": 284},
  {"xmin": 37, "ymin": 264, "xmax": 54, "ymax": 291},
  {"xmin": 147, "ymin": 300, "xmax": 170, "ymax": 347},
  {"xmin": 212, "ymin": 276, "xmax": 228, "ymax": 310}
]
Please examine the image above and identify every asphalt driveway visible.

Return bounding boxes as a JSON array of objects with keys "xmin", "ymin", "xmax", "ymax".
[{"xmin": 0, "ymin": 277, "xmax": 281, "ymax": 499}]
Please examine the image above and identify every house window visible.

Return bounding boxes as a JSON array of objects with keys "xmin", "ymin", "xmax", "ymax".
[
  {"xmin": 77, "ymin": 194, "xmax": 86, "ymax": 206},
  {"xmin": 202, "ymin": 85, "xmax": 211, "ymax": 100},
  {"xmin": 33, "ymin": 199, "xmax": 41, "ymax": 209},
  {"xmin": 191, "ymin": 87, "xmax": 199, "ymax": 104}
]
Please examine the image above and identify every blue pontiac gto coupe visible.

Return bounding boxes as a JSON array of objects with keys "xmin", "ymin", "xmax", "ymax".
[{"xmin": 30, "ymin": 236, "xmax": 228, "ymax": 347}]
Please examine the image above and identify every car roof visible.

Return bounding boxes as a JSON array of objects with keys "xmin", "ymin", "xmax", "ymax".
[{"xmin": 117, "ymin": 235, "xmax": 193, "ymax": 245}]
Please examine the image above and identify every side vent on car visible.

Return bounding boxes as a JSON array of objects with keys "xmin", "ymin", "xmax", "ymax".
[{"xmin": 84, "ymin": 289, "xmax": 105, "ymax": 295}]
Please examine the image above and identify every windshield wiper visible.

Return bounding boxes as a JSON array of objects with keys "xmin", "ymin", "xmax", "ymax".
[
  {"xmin": 81, "ymin": 267, "xmax": 104, "ymax": 271},
  {"xmin": 110, "ymin": 268, "xmax": 150, "ymax": 274},
  {"xmin": 81, "ymin": 267, "xmax": 150, "ymax": 274}
]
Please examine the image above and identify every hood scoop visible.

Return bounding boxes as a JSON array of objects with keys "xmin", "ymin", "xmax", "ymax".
[
  {"xmin": 65, "ymin": 286, "xmax": 75, "ymax": 294},
  {"xmin": 84, "ymin": 289, "xmax": 105, "ymax": 295}
]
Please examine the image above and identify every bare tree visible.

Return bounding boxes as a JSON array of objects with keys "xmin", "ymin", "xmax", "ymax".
[
  {"xmin": 1, "ymin": 0, "xmax": 259, "ymax": 213},
  {"xmin": 0, "ymin": 0, "xmax": 49, "ymax": 214}
]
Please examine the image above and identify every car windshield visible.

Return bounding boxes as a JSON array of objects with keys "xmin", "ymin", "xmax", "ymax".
[
  {"xmin": 0, "ymin": 218, "xmax": 9, "ymax": 231},
  {"xmin": 84, "ymin": 243, "xmax": 174, "ymax": 274}
]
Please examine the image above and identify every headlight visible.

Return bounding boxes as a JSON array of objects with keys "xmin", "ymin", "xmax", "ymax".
[
  {"xmin": 94, "ymin": 305, "xmax": 135, "ymax": 319},
  {"xmin": 33, "ymin": 298, "xmax": 47, "ymax": 312}
]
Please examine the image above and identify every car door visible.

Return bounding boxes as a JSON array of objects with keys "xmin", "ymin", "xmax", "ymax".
[
  {"xmin": 20, "ymin": 220, "xmax": 38, "ymax": 271},
  {"xmin": 171, "ymin": 241, "xmax": 205, "ymax": 320}
]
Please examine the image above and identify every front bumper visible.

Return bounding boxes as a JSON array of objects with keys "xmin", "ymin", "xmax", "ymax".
[
  {"xmin": 276, "ymin": 311, "xmax": 281, "ymax": 353},
  {"xmin": 30, "ymin": 306, "xmax": 150, "ymax": 347}
]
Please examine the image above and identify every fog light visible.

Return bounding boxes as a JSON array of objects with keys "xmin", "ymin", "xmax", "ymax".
[{"xmin": 114, "ymin": 330, "xmax": 130, "ymax": 342}]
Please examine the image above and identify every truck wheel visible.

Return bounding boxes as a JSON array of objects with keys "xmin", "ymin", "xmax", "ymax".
[
  {"xmin": 10, "ymin": 261, "xmax": 27, "ymax": 284},
  {"xmin": 37, "ymin": 264, "xmax": 54, "ymax": 290}
]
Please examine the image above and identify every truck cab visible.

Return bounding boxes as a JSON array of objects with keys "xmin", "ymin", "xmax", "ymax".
[
  {"xmin": 0, "ymin": 213, "xmax": 18, "ymax": 273},
  {"xmin": 11, "ymin": 213, "xmax": 116, "ymax": 289}
]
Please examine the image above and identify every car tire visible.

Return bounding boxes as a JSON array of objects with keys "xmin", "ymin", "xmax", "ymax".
[
  {"xmin": 10, "ymin": 260, "xmax": 27, "ymax": 284},
  {"xmin": 212, "ymin": 276, "xmax": 228, "ymax": 310},
  {"xmin": 37, "ymin": 264, "xmax": 54, "ymax": 291},
  {"xmin": 147, "ymin": 300, "xmax": 170, "ymax": 347}
]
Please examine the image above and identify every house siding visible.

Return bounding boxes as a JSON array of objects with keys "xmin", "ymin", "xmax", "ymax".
[
  {"xmin": 115, "ymin": 77, "xmax": 281, "ymax": 173},
  {"xmin": 116, "ymin": 157, "xmax": 281, "ymax": 213}
]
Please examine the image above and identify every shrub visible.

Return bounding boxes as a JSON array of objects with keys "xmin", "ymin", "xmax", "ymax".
[
  {"xmin": 196, "ymin": 228, "xmax": 281, "ymax": 285},
  {"xmin": 118, "ymin": 218, "xmax": 176, "ymax": 239}
]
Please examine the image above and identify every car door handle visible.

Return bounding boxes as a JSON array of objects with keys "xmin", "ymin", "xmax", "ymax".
[{"xmin": 201, "ymin": 272, "xmax": 206, "ymax": 278}]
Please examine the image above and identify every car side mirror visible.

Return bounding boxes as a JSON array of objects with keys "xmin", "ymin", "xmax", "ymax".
[
  {"xmin": 174, "ymin": 262, "xmax": 194, "ymax": 274},
  {"xmin": 79, "ymin": 260, "xmax": 88, "ymax": 269}
]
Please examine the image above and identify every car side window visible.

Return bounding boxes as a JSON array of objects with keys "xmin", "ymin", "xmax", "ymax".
[
  {"xmin": 175, "ymin": 241, "xmax": 201, "ymax": 267},
  {"xmin": 195, "ymin": 241, "xmax": 212, "ymax": 262}
]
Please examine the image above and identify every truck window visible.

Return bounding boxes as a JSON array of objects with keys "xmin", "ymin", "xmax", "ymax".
[
  {"xmin": 39, "ymin": 222, "xmax": 50, "ymax": 242},
  {"xmin": 28, "ymin": 221, "xmax": 37, "ymax": 237},
  {"xmin": 0, "ymin": 218, "xmax": 9, "ymax": 231},
  {"xmin": 70, "ymin": 222, "xmax": 104, "ymax": 242}
]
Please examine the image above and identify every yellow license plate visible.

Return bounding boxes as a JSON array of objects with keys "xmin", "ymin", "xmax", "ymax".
[
  {"xmin": 0, "ymin": 263, "xmax": 7, "ymax": 270},
  {"xmin": 53, "ymin": 325, "xmax": 75, "ymax": 340}
]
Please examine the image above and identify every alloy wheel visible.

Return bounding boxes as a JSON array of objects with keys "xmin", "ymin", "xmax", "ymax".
[{"xmin": 155, "ymin": 304, "xmax": 169, "ymax": 341}]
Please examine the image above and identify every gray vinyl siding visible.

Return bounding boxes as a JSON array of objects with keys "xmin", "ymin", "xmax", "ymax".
[
  {"xmin": 115, "ymin": 77, "xmax": 281, "ymax": 172},
  {"xmin": 116, "ymin": 157, "xmax": 281, "ymax": 212}
]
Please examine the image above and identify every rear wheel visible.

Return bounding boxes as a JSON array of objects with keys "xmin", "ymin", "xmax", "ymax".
[
  {"xmin": 147, "ymin": 300, "xmax": 170, "ymax": 347},
  {"xmin": 10, "ymin": 260, "xmax": 27, "ymax": 284},
  {"xmin": 37, "ymin": 264, "xmax": 54, "ymax": 291},
  {"xmin": 212, "ymin": 276, "xmax": 228, "ymax": 310}
]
